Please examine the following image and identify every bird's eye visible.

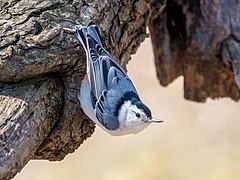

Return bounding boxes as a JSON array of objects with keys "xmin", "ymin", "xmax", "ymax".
[{"xmin": 135, "ymin": 113, "xmax": 140, "ymax": 118}]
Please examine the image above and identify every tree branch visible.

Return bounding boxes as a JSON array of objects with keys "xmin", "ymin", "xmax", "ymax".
[
  {"xmin": 149, "ymin": 0, "xmax": 240, "ymax": 102},
  {"xmin": 0, "ymin": 0, "xmax": 165, "ymax": 179},
  {"xmin": 0, "ymin": 76, "xmax": 63, "ymax": 179}
]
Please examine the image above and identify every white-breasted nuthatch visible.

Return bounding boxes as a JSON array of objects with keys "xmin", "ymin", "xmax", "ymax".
[{"xmin": 77, "ymin": 25, "xmax": 163, "ymax": 136}]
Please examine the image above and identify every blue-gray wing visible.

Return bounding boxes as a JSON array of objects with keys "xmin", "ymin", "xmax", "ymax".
[
  {"xmin": 86, "ymin": 35, "xmax": 130, "ymax": 97},
  {"xmin": 95, "ymin": 89, "xmax": 119, "ymax": 130},
  {"xmin": 95, "ymin": 66, "xmax": 138, "ymax": 130}
]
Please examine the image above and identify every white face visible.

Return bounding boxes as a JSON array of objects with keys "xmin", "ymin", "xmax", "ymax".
[
  {"xmin": 111, "ymin": 101, "xmax": 162, "ymax": 136},
  {"xmin": 127, "ymin": 104, "xmax": 150, "ymax": 124},
  {"xmin": 117, "ymin": 102, "xmax": 150, "ymax": 135}
]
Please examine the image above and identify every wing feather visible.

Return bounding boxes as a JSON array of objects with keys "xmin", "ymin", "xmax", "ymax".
[{"xmin": 86, "ymin": 34, "xmax": 131, "ymax": 97}]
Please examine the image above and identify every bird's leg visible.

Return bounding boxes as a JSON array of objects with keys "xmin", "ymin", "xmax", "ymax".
[{"xmin": 84, "ymin": 74, "xmax": 89, "ymax": 80}]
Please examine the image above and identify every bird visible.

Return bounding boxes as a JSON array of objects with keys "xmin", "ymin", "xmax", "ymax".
[{"xmin": 76, "ymin": 25, "xmax": 163, "ymax": 136}]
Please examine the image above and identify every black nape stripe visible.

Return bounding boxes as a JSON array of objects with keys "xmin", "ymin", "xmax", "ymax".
[
  {"xmin": 114, "ymin": 91, "xmax": 140, "ymax": 116},
  {"xmin": 134, "ymin": 101, "xmax": 152, "ymax": 118}
]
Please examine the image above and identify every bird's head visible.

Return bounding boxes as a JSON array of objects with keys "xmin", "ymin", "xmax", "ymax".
[{"xmin": 117, "ymin": 100, "xmax": 163, "ymax": 135}]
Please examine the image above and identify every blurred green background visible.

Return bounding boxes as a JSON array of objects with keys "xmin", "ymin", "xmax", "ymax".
[{"xmin": 14, "ymin": 37, "xmax": 240, "ymax": 180}]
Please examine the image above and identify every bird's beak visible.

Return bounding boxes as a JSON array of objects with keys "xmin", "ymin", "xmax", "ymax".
[{"xmin": 147, "ymin": 118, "xmax": 163, "ymax": 123}]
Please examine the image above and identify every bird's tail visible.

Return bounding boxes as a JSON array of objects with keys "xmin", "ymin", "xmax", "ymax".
[{"xmin": 76, "ymin": 25, "xmax": 103, "ymax": 52}]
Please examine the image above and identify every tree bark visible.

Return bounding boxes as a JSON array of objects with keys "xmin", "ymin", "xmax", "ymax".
[
  {"xmin": 0, "ymin": 0, "xmax": 165, "ymax": 179},
  {"xmin": 149, "ymin": 0, "xmax": 240, "ymax": 102},
  {"xmin": 0, "ymin": 76, "xmax": 63, "ymax": 179}
]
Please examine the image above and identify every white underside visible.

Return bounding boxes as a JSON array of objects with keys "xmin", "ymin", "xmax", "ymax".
[
  {"xmin": 109, "ymin": 123, "xmax": 149, "ymax": 136},
  {"xmin": 78, "ymin": 80, "xmax": 100, "ymax": 125}
]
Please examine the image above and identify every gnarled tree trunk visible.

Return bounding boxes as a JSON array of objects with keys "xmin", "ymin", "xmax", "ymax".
[
  {"xmin": 0, "ymin": 0, "xmax": 239, "ymax": 179},
  {"xmin": 0, "ymin": 0, "xmax": 165, "ymax": 179},
  {"xmin": 149, "ymin": 0, "xmax": 240, "ymax": 102}
]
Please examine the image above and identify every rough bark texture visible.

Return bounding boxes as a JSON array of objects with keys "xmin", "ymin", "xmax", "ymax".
[
  {"xmin": 0, "ymin": 76, "xmax": 63, "ymax": 179},
  {"xmin": 149, "ymin": 0, "xmax": 240, "ymax": 102},
  {"xmin": 0, "ymin": 0, "xmax": 165, "ymax": 179}
]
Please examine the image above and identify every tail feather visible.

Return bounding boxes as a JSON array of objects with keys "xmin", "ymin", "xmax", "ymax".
[
  {"xmin": 76, "ymin": 28, "xmax": 87, "ymax": 51},
  {"xmin": 76, "ymin": 25, "xmax": 103, "ymax": 50},
  {"xmin": 87, "ymin": 25, "xmax": 103, "ymax": 46}
]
